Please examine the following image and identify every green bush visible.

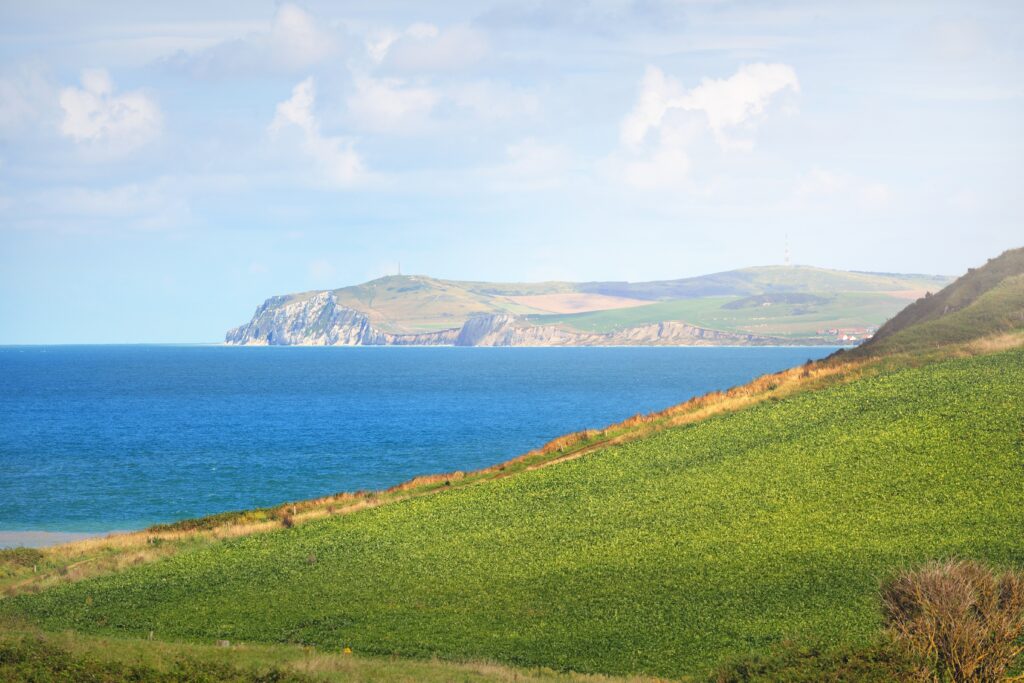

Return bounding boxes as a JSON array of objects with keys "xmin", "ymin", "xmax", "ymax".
[{"xmin": 0, "ymin": 636, "xmax": 315, "ymax": 682}]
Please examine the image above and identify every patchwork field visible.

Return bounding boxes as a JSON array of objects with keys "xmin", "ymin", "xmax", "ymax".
[
  {"xmin": 5, "ymin": 348, "xmax": 1022, "ymax": 679},
  {"xmin": 527, "ymin": 292, "xmax": 910, "ymax": 338}
]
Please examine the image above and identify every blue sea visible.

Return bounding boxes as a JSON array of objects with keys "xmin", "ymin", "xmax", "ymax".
[{"xmin": 0, "ymin": 345, "xmax": 838, "ymax": 533}]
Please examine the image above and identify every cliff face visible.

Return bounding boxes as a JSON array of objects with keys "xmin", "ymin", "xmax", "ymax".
[
  {"xmin": 227, "ymin": 296, "xmax": 791, "ymax": 347},
  {"xmin": 225, "ymin": 293, "xmax": 458, "ymax": 346}
]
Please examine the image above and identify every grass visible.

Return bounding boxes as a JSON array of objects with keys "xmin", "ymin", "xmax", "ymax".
[
  {"xmin": 857, "ymin": 273, "xmax": 1024, "ymax": 357},
  {"xmin": 4, "ymin": 347, "xmax": 1021, "ymax": 679},
  {"xmin": 526, "ymin": 292, "xmax": 912, "ymax": 338},
  {"xmin": 864, "ymin": 247, "xmax": 1023, "ymax": 349},
  {"xmin": 0, "ymin": 620, "xmax": 665, "ymax": 683}
]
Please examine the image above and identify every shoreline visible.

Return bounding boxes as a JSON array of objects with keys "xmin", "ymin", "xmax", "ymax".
[{"xmin": 0, "ymin": 530, "xmax": 129, "ymax": 549}]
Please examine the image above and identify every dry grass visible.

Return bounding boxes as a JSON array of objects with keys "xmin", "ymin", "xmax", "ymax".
[
  {"xmin": 882, "ymin": 560, "xmax": 1024, "ymax": 682},
  {"xmin": 4, "ymin": 331, "xmax": 1021, "ymax": 601}
]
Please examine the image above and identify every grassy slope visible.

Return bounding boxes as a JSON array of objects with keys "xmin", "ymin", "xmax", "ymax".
[
  {"xmin": 857, "ymin": 274, "xmax": 1024, "ymax": 356},
  {"xmin": 527, "ymin": 292, "xmax": 907, "ymax": 338},
  {"xmin": 4, "ymin": 349, "xmax": 1021, "ymax": 679},
  {"xmin": 860, "ymin": 247, "xmax": 1024, "ymax": 351},
  {"xmin": 0, "ymin": 623, "xmax": 659, "ymax": 683},
  {"xmin": 577, "ymin": 266, "xmax": 948, "ymax": 300}
]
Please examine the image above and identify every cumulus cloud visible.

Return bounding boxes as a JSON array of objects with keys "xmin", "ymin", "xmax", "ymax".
[
  {"xmin": 268, "ymin": 4, "xmax": 335, "ymax": 70},
  {"xmin": 270, "ymin": 77, "xmax": 365, "ymax": 187},
  {"xmin": 622, "ymin": 63, "xmax": 799, "ymax": 151},
  {"xmin": 346, "ymin": 75, "xmax": 440, "ymax": 133},
  {"xmin": 58, "ymin": 69, "xmax": 161, "ymax": 152},
  {"xmin": 617, "ymin": 63, "xmax": 798, "ymax": 189},
  {"xmin": 171, "ymin": 3, "xmax": 336, "ymax": 75},
  {"xmin": 372, "ymin": 23, "xmax": 488, "ymax": 72}
]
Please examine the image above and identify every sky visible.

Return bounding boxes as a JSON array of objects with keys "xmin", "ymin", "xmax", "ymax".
[{"xmin": 0, "ymin": 1, "xmax": 1022, "ymax": 343}]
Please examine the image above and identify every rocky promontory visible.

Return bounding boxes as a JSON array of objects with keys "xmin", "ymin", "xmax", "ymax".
[{"xmin": 225, "ymin": 292, "xmax": 793, "ymax": 347}]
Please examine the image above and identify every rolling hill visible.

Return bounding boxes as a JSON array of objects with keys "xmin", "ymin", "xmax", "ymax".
[
  {"xmin": 226, "ymin": 266, "xmax": 952, "ymax": 346},
  {"xmin": 852, "ymin": 246, "xmax": 1024, "ymax": 356},
  {"xmin": 3, "ymin": 249, "xmax": 1023, "ymax": 681}
]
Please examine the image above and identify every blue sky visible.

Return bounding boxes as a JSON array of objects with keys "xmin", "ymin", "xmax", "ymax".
[{"xmin": 1, "ymin": 1, "xmax": 1022, "ymax": 343}]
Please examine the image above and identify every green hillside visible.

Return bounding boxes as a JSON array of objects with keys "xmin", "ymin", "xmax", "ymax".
[
  {"xmin": 578, "ymin": 265, "xmax": 948, "ymax": 301},
  {"xmin": 855, "ymin": 247, "xmax": 1024, "ymax": 355},
  {"xmin": 5, "ymin": 348, "xmax": 1022, "ymax": 679}
]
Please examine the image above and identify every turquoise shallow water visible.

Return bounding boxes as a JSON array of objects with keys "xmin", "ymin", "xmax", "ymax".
[{"xmin": 0, "ymin": 345, "xmax": 837, "ymax": 532}]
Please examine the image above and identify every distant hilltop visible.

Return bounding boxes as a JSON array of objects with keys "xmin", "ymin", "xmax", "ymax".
[{"xmin": 226, "ymin": 265, "xmax": 953, "ymax": 347}]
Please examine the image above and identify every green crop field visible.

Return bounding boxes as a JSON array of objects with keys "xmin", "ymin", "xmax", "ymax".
[
  {"xmin": 4, "ymin": 349, "xmax": 1022, "ymax": 679},
  {"xmin": 527, "ymin": 292, "xmax": 911, "ymax": 338}
]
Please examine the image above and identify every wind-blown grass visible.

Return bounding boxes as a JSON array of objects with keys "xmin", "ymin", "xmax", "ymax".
[{"xmin": 3, "ymin": 348, "xmax": 1022, "ymax": 679}]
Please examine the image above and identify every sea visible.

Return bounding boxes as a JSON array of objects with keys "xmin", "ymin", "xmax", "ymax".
[{"xmin": 0, "ymin": 345, "xmax": 838, "ymax": 540}]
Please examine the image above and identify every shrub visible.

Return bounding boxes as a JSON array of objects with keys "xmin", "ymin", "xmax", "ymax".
[
  {"xmin": 710, "ymin": 639, "xmax": 916, "ymax": 682},
  {"xmin": 0, "ymin": 548, "xmax": 44, "ymax": 568},
  {"xmin": 0, "ymin": 635, "xmax": 316, "ymax": 682},
  {"xmin": 881, "ymin": 559, "xmax": 1024, "ymax": 682}
]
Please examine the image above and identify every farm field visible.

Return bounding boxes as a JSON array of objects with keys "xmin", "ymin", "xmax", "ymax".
[
  {"xmin": 4, "ymin": 348, "xmax": 1022, "ymax": 679},
  {"xmin": 526, "ymin": 292, "xmax": 910, "ymax": 338}
]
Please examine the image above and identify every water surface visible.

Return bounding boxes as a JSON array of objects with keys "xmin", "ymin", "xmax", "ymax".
[{"xmin": 0, "ymin": 345, "xmax": 837, "ymax": 533}]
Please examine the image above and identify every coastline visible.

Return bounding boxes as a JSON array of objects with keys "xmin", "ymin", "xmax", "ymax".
[{"xmin": 0, "ymin": 530, "xmax": 128, "ymax": 549}]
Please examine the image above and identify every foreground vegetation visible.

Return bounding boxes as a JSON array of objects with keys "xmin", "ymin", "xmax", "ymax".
[
  {"xmin": 4, "ymin": 347, "xmax": 1022, "ymax": 678},
  {"xmin": 0, "ymin": 621, "xmax": 663, "ymax": 683}
]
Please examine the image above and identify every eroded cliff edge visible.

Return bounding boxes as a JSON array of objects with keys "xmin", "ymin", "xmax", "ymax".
[{"xmin": 226, "ymin": 292, "xmax": 796, "ymax": 347}]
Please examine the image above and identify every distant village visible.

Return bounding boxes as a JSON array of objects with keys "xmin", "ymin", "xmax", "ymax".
[{"xmin": 818, "ymin": 327, "xmax": 877, "ymax": 343}]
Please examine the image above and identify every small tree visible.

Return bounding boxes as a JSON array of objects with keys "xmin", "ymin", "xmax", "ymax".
[{"xmin": 882, "ymin": 560, "xmax": 1024, "ymax": 682}]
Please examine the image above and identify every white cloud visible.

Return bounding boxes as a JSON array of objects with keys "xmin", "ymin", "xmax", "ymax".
[
  {"xmin": 622, "ymin": 63, "xmax": 799, "ymax": 151},
  {"xmin": 375, "ymin": 23, "xmax": 488, "ymax": 72},
  {"xmin": 270, "ymin": 77, "xmax": 366, "ymax": 187},
  {"xmin": 347, "ymin": 75, "xmax": 440, "ymax": 133},
  {"xmin": 617, "ymin": 63, "xmax": 798, "ymax": 189},
  {"xmin": 794, "ymin": 168, "xmax": 892, "ymax": 210},
  {"xmin": 268, "ymin": 4, "xmax": 335, "ymax": 70},
  {"xmin": 365, "ymin": 30, "xmax": 400, "ymax": 64},
  {"xmin": 58, "ymin": 69, "xmax": 161, "ymax": 152},
  {"xmin": 171, "ymin": 3, "xmax": 336, "ymax": 75}
]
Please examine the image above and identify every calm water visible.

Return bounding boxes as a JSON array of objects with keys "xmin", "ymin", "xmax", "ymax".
[{"xmin": 0, "ymin": 345, "xmax": 837, "ymax": 532}]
